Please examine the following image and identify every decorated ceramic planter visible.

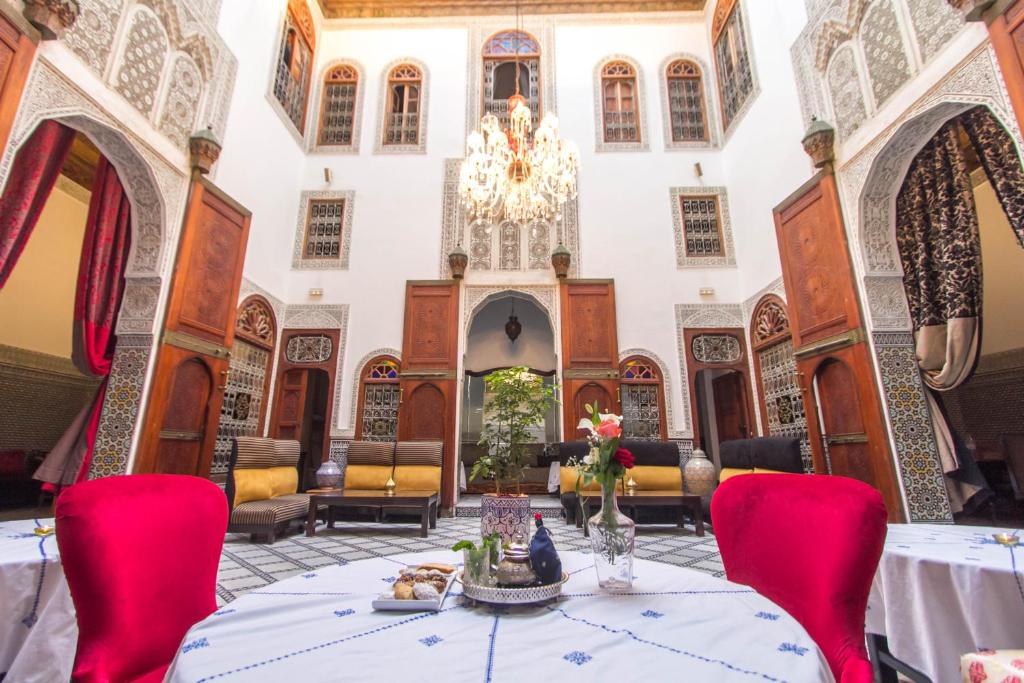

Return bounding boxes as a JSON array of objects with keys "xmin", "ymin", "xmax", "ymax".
[
  {"xmin": 684, "ymin": 449, "xmax": 716, "ymax": 496},
  {"xmin": 480, "ymin": 493, "xmax": 531, "ymax": 544}
]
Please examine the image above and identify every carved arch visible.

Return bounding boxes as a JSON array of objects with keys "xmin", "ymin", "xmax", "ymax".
[
  {"xmin": 236, "ymin": 294, "xmax": 278, "ymax": 349},
  {"xmin": 749, "ymin": 294, "xmax": 790, "ymax": 350},
  {"xmin": 347, "ymin": 347, "xmax": 402, "ymax": 434}
]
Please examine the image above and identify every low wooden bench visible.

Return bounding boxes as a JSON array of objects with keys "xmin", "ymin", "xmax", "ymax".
[{"xmin": 305, "ymin": 489, "xmax": 439, "ymax": 538}]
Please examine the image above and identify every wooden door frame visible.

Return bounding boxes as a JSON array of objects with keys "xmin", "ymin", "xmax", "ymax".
[
  {"xmin": 749, "ymin": 294, "xmax": 792, "ymax": 433},
  {"xmin": 683, "ymin": 327, "xmax": 757, "ymax": 450},
  {"xmin": 269, "ymin": 328, "xmax": 340, "ymax": 467}
]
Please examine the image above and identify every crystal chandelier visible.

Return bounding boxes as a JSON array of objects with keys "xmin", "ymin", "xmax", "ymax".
[{"xmin": 458, "ymin": 9, "xmax": 579, "ymax": 225}]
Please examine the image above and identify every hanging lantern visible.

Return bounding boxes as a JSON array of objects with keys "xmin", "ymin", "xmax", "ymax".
[{"xmin": 505, "ymin": 312, "xmax": 522, "ymax": 343}]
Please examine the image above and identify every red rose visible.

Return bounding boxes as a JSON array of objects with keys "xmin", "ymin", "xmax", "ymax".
[
  {"xmin": 612, "ymin": 448, "xmax": 635, "ymax": 469},
  {"xmin": 969, "ymin": 661, "xmax": 987, "ymax": 683}
]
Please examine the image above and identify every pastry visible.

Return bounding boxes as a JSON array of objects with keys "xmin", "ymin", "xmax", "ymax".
[
  {"xmin": 418, "ymin": 563, "xmax": 455, "ymax": 574},
  {"xmin": 393, "ymin": 582, "xmax": 415, "ymax": 600},
  {"xmin": 412, "ymin": 582, "xmax": 440, "ymax": 600}
]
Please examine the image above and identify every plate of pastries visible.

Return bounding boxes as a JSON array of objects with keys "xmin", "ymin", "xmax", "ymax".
[{"xmin": 372, "ymin": 562, "xmax": 457, "ymax": 612}]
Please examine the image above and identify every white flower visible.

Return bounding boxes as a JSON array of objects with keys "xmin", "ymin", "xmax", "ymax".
[
  {"xmin": 577, "ymin": 417, "xmax": 596, "ymax": 434},
  {"xmin": 598, "ymin": 413, "xmax": 622, "ymax": 425},
  {"xmin": 583, "ymin": 452, "xmax": 596, "ymax": 465}
]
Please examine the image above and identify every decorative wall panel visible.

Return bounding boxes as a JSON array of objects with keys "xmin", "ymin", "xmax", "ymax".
[
  {"xmin": 211, "ymin": 339, "xmax": 269, "ymax": 476},
  {"xmin": 285, "ymin": 335, "xmax": 334, "ymax": 363},
  {"xmin": 827, "ymin": 44, "xmax": 868, "ymax": 139},
  {"xmin": 88, "ymin": 336, "xmax": 153, "ymax": 479},
  {"xmin": 908, "ymin": 0, "xmax": 963, "ymax": 64},
  {"xmin": 861, "ymin": 0, "xmax": 912, "ymax": 107},
  {"xmin": 499, "ymin": 221, "xmax": 520, "ymax": 270},
  {"xmin": 527, "ymin": 222, "xmax": 549, "ymax": 269},
  {"xmin": 872, "ymin": 332, "xmax": 952, "ymax": 522},
  {"xmin": 360, "ymin": 383, "xmax": 400, "ymax": 441},
  {"xmin": 691, "ymin": 334, "xmax": 742, "ymax": 363},
  {"xmin": 63, "ymin": 0, "xmax": 120, "ymax": 73},
  {"xmin": 620, "ymin": 383, "xmax": 661, "ymax": 439},
  {"xmin": 115, "ymin": 7, "xmax": 170, "ymax": 117},
  {"xmin": 159, "ymin": 54, "xmax": 204, "ymax": 148}
]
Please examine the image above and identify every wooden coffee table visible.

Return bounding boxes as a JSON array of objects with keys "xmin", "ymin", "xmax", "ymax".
[
  {"xmin": 305, "ymin": 489, "xmax": 439, "ymax": 538},
  {"xmin": 578, "ymin": 490, "xmax": 705, "ymax": 537}
]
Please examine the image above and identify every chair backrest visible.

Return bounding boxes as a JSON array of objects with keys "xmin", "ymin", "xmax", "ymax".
[
  {"xmin": 226, "ymin": 437, "xmax": 301, "ymax": 507},
  {"xmin": 620, "ymin": 439, "xmax": 680, "ymax": 466},
  {"xmin": 711, "ymin": 473, "xmax": 887, "ymax": 683},
  {"xmin": 719, "ymin": 437, "xmax": 802, "ymax": 473},
  {"xmin": 56, "ymin": 474, "xmax": 227, "ymax": 683}
]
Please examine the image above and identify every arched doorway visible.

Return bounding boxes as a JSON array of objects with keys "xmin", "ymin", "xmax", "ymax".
[
  {"xmin": 461, "ymin": 293, "xmax": 558, "ymax": 494},
  {"xmin": 0, "ymin": 116, "xmax": 166, "ymax": 505}
]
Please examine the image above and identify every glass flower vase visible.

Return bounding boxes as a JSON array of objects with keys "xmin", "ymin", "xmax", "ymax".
[{"xmin": 588, "ymin": 483, "xmax": 635, "ymax": 591}]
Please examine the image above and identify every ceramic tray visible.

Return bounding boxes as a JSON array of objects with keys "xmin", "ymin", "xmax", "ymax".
[{"xmin": 457, "ymin": 571, "xmax": 569, "ymax": 605}]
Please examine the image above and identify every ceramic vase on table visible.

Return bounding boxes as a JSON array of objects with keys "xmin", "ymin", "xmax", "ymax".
[
  {"xmin": 480, "ymin": 493, "xmax": 531, "ymax": 544},
  {"xmin": 315, "ymin": 460, "xmax": 342, "ymax": 489},
  {"xmin": 684, "ymin": 448, "xmax": 716, "ymax": 496},
  {"xmin": 588, "ymin": 483, "xmax": 635, "ymax": 590}
]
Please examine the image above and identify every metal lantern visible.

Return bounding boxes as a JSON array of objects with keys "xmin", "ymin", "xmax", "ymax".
[
  {"xmin": 801, "ymin": 117, "xmax": 836, "ymax": 170},
  {"xmin": 448, "ymin": 244, "xmax": 468, "ymax": 279},
  {"xmin": 551, "ymin": 243, "xmax": 571, "ymax": 278}
]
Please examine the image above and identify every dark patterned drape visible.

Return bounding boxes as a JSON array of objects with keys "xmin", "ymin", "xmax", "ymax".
[
  {"xmin": 960, "ymin": 106, "xmax": 1024, "ymax": 247},
  {"xmin": 0, "ymin": 121, "xmax": 76, "ymax": 288},
  {"xmin": 36, "ymin": 157, "xmax": 132, "ymax": 487}
]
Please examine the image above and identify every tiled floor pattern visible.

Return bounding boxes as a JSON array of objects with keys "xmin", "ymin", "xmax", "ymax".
[{"xmin": 217, "ymin": 516, "xmax": 722, "ymax": 605}]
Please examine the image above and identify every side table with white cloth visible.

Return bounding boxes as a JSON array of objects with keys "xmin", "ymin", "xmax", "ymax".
[
  {"xmin": 167, "ymin": 549, "xmax": 834, "ymax": 682},
  {"xmin": 867, "ymin": 523, "xmax": 1024, "ymax": 683},
  {"xmin": 0, "ymin": 518, "xmax": 76, "ymax": 683}
]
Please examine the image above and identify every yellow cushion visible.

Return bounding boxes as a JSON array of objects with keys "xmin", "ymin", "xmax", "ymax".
[
  {"xmin": 753, "ymin": 468, "xmax": 787, "ymax": 475},
  {"xmin": 560, "ymin": 466, "xmax": 601, "ymax": 494},
  {"xmin": 233, "ymin": 469, "xmax": 272, "ymax": 506},
  {"xmin": 344, "ymin": 464, "xmax": 393, "ymax": 490},
  {"xmin": 629, "ymin": 465, "xmax": 682, "ymax": 491},
  {"xmin": 267, "ymin": 466, "xmax": 298, "ymax": 498},
  {"xmin": 393, "ymin": 465, "xmax": 441, "ymax": 492},
  {"xmin": 719, "ymin": 467, "xmax": 753, "ymax": 483}
]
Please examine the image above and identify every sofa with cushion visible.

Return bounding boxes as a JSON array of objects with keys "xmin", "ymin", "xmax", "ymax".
[
  {"xmin": 558, "ymin": 440, "xmax": 683, "ymax": 524},
  {"xmin": 344, "ymin": 440, "xmax": 443, "ymax": 493},
  {"xmin": 703, "ymin": 436, "xmax": 804, "ymax": 521},
  {"xmin": 226, "ymin": 436, "xmax": 309, "ymax": 543}
]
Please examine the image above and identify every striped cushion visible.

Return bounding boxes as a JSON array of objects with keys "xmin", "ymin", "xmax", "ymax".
[
  {"xmin": 229, "ymin": 494, "xmax": 309, "ymax": 527},
  {"xmin": 232, "ymin": 437, "xmax": 277, "ymax": 470},
  {"xmin": 272, "ymin": 439, "xmax": 301, "ymax": 467},
  {"xmin": 395, "ymin": 441, "xmax": 442, "ymax": 467},
  {"xmin": 346, "ymin": 441, "xmax": 395, "ymax": 466}
]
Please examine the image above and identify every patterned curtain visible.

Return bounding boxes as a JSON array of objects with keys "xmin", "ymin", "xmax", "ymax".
[
  {"xmin": 35, "ymin": 157, "xmax": 132, "ymax": 487},
  {"xmin": 960, "ymin": 106, "xmax": 1024, "ymax": 247},
  {"xmin": 0, "ymin": 121, "xmax": 76, "ymax": 288}
]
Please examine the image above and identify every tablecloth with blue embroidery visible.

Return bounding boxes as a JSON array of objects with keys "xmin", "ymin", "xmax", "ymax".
[
  {"xmin": 167, "ymin": 550, "xmax": 832, "ymax": 682},
  {"xmin": 867, "ymin": 523, "xmax": 1024, "ymax": 683},
  {"xmin": 0, "ymin": 517, "xmax": 75, "ymax": 683}
]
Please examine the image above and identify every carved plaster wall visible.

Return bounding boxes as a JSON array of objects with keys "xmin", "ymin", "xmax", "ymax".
[
  {"xmin": 282, "ymin": 304, "xmax": 351, "ymax": 437},
  {"xmin": 673, "ymin": 303, "xmax": 745, "ymax": 438}
]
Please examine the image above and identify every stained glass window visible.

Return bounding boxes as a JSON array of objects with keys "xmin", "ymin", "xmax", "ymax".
[
  {"xmin": 273, "ymin": 8, "xmax": 313, "ymax": 133},
  {"xmin": 384, "ymin": 64, "xmax": 422, "ymax": 145},
  {"xmin": 303, "ymin": 199, "xmax": 345, "ymax": 260},
  {"xmin": 360, "ymin": 356, "xmax": 401, "ymax": 442},
  {"xmin": 666, "ymin": 59, "xmax": 708, "ymax": 142},
  {"xmin": 601, "ymin": 61, "xmax": 640, "ymax": 143},
  {"xmin": 483, "ymin": 31, "xmax": 540, "ymax": 129},
  {"xmin": 318, "ymin": 64, "xmax": 358, "ymax": 146},
  {"xmin": 620, "ymin": 357, "xmax": 664, "ymax": 440},
  {"xmin": 714, "ymin": 1, "xmax": 754, "ymax": 130},
  {"xmin": 680, "ymin": 195, "xmax": 724, "ymax": 257}
]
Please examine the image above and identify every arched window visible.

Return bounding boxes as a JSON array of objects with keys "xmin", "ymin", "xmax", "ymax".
[
  {"xmin": 318, "ymin": 63, "xmax": 358, "ymax": 146},
  {"xmin": 619, "ymin": 355, "xmax": 666, "ymax": 440},
  {"xmin": 213, "ymin": 296, "xmax": 278, "ymax": 478},
  {"xmin": 601, "ymin": 61, "xmax": 640, "ymax": 143},
  {"xmin": 356, "ymin": 355, "xmax": 401, "ymax": 441},
  {"xmin": 749, "ymin": 295, "xmax": 811, "ymax": 471},
  {"xmin": 482, "ymin": 30, "xmax": 541, "ymax": 129},
  {"xmin": 273, "ymin": 0, "xmax": 315, "ymax": 134},
  {"xmin": 383, "ymin": 64, "xmax": 422, "ymax": 146},
  {"xmin": 666, "ymin": 59, "xmax": 708, "ymax": 142},
  {"xmin": 712, "ymin": 0, "xmax": 754, "ymax": 130}
]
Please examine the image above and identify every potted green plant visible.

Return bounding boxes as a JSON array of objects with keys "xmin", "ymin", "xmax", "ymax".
[{"xmin": 473, "ymin": 366, "xmax": 557, "ymax": 542}]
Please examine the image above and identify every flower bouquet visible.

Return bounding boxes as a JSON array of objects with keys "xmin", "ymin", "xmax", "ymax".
[{"xmin": 569, "ymin": 403, "xmax": 636, "ymax": 590}]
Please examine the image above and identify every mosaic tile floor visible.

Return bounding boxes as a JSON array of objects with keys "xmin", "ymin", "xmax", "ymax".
[{"xmin": 217, "ymin": 516, "xmax": 722, "ymax": 605}]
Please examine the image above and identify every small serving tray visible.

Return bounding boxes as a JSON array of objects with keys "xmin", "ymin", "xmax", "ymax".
[
  {"xmin": 372, "ymin": 568, "xmax": 456, "ymax": 612},
  {"xmin": 457, "ymin": 571, "xmax": 569, "ymax": 605}
]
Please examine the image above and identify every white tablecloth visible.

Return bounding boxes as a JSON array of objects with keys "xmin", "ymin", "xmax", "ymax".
[
  {"xmin": 0, "ymin": 518, "xmax": 76, "ymax": 683},
  {"xmin": 167, "ymin": 550, "xmax": 832, "ymax": 682},
  {"xmin": 867, "ymin": 523, "xmax": 1024, "ymax": 683}
]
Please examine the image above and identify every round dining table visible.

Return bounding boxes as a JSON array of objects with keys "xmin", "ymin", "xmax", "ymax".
[
  {"xmin": 0, "ymin": 517, "xmax": 76, "ymax": 683},
  {"xmin": 867, "ymin": 523, "xmax": 1024, "ymax": 683},
  {"xmin": 167, "ymin": 549, "xmax": 832, "ymax": 682}
]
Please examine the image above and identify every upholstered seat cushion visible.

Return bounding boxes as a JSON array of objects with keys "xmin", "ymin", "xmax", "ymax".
[
  {"xmin": 393, "ymin": 465, "xmax": 441, "ymax": 491},
  {"xmin": 559, "ymin": 466, "xmax": 601, "ymax": 494},
  {"xmin": 233, "ymin": 469, "xmax": 273, "ymax": 505},
  {"xmin": 267, "ymin": 466, "xmax": 298, "ymax": 498},
  {"xmin": 719, "ymin": 467, "xmax": 753, "ymax": 483},
  {"xmin": 344, "ymin": 464, "xmax": 393, "ymax": 490},
  {"xmin": 229, "ymin": 494, "xmax": 310, "ymax": 527},
  {"xmin": 629, "ymin": 465, "xmax": 682, "ymax": 491}
]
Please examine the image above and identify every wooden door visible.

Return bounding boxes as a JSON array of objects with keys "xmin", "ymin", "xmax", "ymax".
[
  {"xmin": 774, "ymin": 172, "xmax": 904, "ymax": 520},
  {"xmin": 560, "ymin": 280, "xmax": 620, "ymax": 438},
  {"xmin": 683, "ymin": 328, "xmax": 756, "ymax": 450},
  {"xmin": 988, "ymin": 2, "xmax": 1024, "ymax": 134},
  {"xmin": 397, "ymin": 282, "xmax": 459, "ymax": 507},
  {"xmin": 135, "ymin": 179, "xmax": 251, "ymax": 477},
  {"xmin": 272, "ymin": 369, "xmax": 309, "ymax": 441},
  {"xmin": 713, "ymin": 372, "xmax": 749, "ymax": 442},
  {"xmin": 0, "ymin": 9, "xmax": 36, "ymax": 155}
]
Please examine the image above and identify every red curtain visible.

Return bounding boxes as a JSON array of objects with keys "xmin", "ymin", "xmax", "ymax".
[
  {"xmin": 0, "ymin": 120, "xmax": 76, "ymax": 288},
  {"xmin": 35, "ymin": 155, "xmax": 132, "ymax": 486}
]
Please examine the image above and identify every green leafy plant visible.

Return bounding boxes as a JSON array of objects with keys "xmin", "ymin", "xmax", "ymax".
[{"xmin": 472, "ymin": 366, "xmax": 558, "ymax": 495}]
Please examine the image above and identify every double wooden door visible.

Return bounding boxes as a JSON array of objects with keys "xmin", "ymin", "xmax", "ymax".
[
  {"xmin": 135, "ymin": 179, "xmax": 251, "ymax": 477},
  {"xmin": 774, "ymin": 172, "xmax": 904, "ymax": 520}
]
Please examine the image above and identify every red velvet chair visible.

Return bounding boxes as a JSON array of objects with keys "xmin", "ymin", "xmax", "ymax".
[
  {"xmin": 711, "ymin": 473, "xmax": 887, "ymax": 683},
  {"xmin": 56, "ymin": 474, "xmax": 227, "ymax": 682}
]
